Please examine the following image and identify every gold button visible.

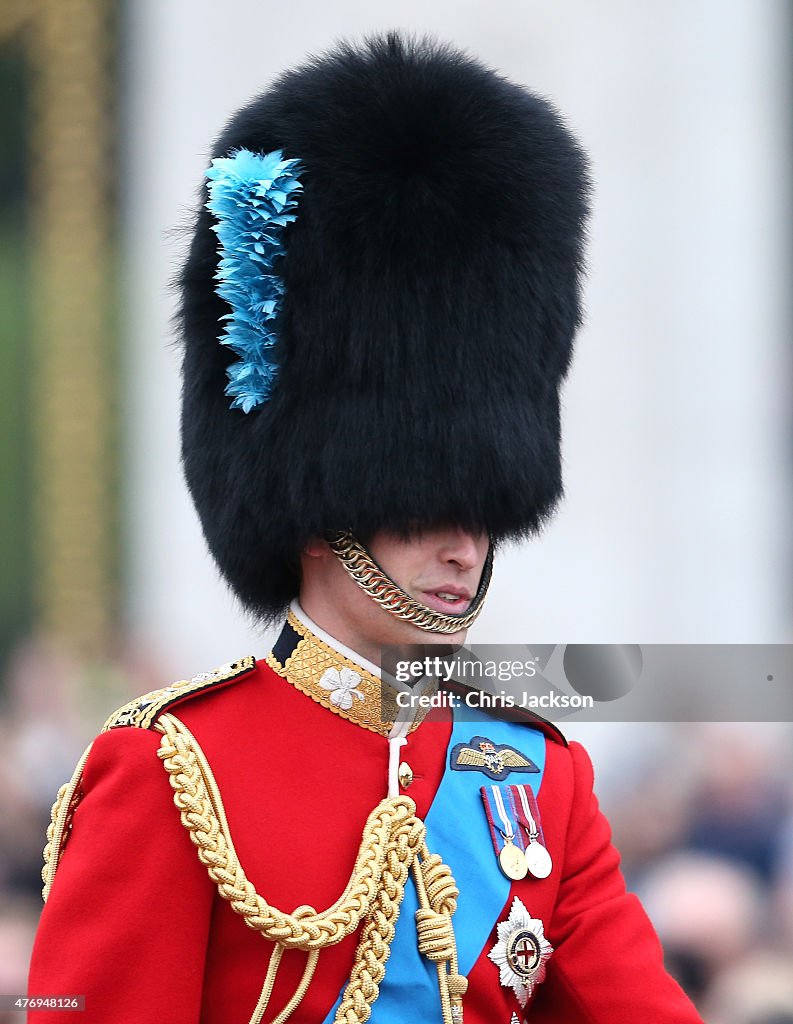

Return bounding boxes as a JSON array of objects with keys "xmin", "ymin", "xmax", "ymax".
[{"xmin": 398, "ymin": 762, "xmax": 414, "ymax": 789}]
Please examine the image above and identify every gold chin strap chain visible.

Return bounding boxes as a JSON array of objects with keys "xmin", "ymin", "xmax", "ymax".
[
  {"xmin": 155, "ymin": 713, "xmax": 468, "ymax": 1024},
  {"xmin": 326, "ymin": 531, "xmax": 493, "ymax": 635}
]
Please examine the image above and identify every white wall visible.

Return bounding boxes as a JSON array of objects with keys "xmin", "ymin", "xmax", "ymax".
[{"xmin": 123, "ymin": 0, "xmax": 791, "ymax": 679}]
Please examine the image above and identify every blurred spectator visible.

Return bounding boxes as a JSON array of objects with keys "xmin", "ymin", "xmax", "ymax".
[
  {"xmin": 702, "ymin": 953, "xmax": 793, "ymax": 1024},
  {"xmin": 0, "ymin": 635, "xmax": 161, "ymax": 899},
  {"xmin": 683, "ymin": 723, "xmax": 793, "ymax": 883},
  {"xmin": 565, "ymin": 722, "xmax": 698, "ymax": 883},
  {"xmin": 0, "ymin": 639, "xmax": 85, "ymax": 899},
  {"xmin": 0, "ymin": 897, "xmax": 39, "ymax": 1024},
  {"xmin": 637, "ymin": 852, "xmax": 767, "ymax": 1006}
]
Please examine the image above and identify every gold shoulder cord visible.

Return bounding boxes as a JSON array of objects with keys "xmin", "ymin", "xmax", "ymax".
[{"xmin": 154, "ymin": 712, "xmax": 468, "ymax": 1024}]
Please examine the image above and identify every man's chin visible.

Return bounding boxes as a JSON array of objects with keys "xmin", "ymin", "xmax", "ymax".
[{"xmin": 405, "ymin": 620, "xmax": 468, "ymax": 649}]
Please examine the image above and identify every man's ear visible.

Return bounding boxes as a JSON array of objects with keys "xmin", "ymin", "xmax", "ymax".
[{"xmin": 303, "ymin": 537, "xmax": 329, "ymax": 558}]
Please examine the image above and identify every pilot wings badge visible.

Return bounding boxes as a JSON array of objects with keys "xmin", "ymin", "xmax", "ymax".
[{"xmin": 451, "ymin": 735, "xmax": 539, "ymax": 780}]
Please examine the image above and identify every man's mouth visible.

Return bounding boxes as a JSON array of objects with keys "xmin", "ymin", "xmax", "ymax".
[{"xmin": 418, "ymin": 587, "xmax": 472, "ymax": 616}]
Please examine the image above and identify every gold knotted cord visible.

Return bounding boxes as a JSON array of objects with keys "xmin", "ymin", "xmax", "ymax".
[{"xmin": 154, "ymin": 713, "xmax": 468, "ymax": 1024}]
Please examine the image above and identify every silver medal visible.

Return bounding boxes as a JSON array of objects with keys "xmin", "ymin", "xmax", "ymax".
[
  {"xmin": 524, "ymin": 839, "xmax": 553, "ymax": 879},
  {"xmin": 515, "ymin": 785, "xmax": 553, "ymax": 879}
]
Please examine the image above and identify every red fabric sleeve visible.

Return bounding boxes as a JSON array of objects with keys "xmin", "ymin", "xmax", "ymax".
[
  {"xmin": 27, "ymin": 727, "xmax": 213, "ymax": 1023},
  {"xmin": 529, "ymin": 740, "xmax": 704, "ymax": 1024}
]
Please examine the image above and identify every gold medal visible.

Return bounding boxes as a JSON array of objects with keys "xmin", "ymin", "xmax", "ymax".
[
  {"xmin": 499, "ymin": 836, "xmax": 529, "ymax": 881},
  {"xmin": 484, "ymin": 784, "xmax": 530, "ymax": 880}
]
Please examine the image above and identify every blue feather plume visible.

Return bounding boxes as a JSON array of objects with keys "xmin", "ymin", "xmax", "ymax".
[{"xmin": 205, "ymin": 148, "xmax": 303, "ymax": 412}]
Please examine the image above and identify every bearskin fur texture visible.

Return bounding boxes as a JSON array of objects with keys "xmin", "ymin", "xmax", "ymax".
[{"xmin": 178, "ymin": 31, "xmax": 591, "ymax": 620}]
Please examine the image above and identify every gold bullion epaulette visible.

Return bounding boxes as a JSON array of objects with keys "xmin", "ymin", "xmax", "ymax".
[
  {"xmin": 43, "ymin": 657, "xmax": 257, "ymax": 902},
  {"xmin": 101, "ymin": 656, "xmax": 257, "ymax": 731}
]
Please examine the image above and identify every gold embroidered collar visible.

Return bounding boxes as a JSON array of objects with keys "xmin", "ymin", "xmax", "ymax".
[{"xmin": 265, "ymin": 609, "xmax": 424, "ymax": 736}]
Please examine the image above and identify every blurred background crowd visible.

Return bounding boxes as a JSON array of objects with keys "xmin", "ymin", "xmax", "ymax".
[{"xmin": 0, "ymin": 1, "xmax": 791, "ymax": 1022}]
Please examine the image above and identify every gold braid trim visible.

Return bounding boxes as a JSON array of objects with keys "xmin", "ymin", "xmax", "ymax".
[
  {"xmin": 41, "ymin": 742, "xmax": 94, "ymax": 902},
  {"xmin": 154, "ymin": 712, "xmax": 467, "ymax": 1024},
  {"xmin": 102, "ymin": 656, "xmax": 256, "ymax": 731},
  {"xmin": 265, "ymin": 610, "xmax": 431, "ymax": 737}
]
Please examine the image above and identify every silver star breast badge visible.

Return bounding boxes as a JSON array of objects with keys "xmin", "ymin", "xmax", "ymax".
[{"xmin": 488, "ymin": 896, "xmax": 553, "ymax": 1007}]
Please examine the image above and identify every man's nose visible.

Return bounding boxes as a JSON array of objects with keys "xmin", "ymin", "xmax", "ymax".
[{"xmin": 438, "ymin": 528, "xmax": 486, "ymax": 571}]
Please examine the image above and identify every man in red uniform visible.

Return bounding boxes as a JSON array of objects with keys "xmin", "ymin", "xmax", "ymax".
[{"xmin": 28, "ymin": 32, "xmax": 704, "ymax": 1024}]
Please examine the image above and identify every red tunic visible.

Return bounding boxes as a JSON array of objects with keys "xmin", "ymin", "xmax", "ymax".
[{"xmin": 28, "ymin": 622, "xmax": 703, "ymax": 1024}]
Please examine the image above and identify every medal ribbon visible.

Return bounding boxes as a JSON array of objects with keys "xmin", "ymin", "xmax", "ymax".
[
  {"xmin": 480, "ymin": 785, "xmax": 525, "ymax": 858},
  {"xmin": 509, "ymin": 784, "xmax": 545, "ymax": 845}
]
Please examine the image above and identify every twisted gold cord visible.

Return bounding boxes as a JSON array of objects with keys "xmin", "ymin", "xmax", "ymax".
[
  {"xmin": 154, "ymin": 712, "xmax": 466, "ymax": 1023},
  {"xmin": 414, "ymin": 849, "xmax": 467, "ymax": 1024},
  {"xmin": 250, "ymin": 942, "xmax": 320, "ymax": 1024}
]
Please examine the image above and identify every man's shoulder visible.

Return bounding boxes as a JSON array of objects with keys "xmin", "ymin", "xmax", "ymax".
[
  {"xmin": 444, "ymin": 679, "xmax": 569, "ymax": 748},
  {"xmin": 40, "ymin": 658, "xmax": 262, "ymax": 903},
  {"xmin": 516, "ymin": 709, "xmax": 568, "ymax": 747},
  {"xmin": 101, "ymin": 655, "xmax": 260, "ymax": 732}
]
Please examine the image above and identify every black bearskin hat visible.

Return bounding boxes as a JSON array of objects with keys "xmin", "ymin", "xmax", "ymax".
[{"xmin": 179, "ymin": 32, "xmax": 591, "ymax": 621}]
